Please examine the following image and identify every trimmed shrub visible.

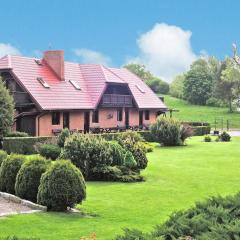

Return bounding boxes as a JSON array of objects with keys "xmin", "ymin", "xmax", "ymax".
[
  {"xmin": 2, "ymin": 136, "xmax": 55, "ymax": 154},
  {"xmin": 0, "ymin": 150, "xmax": 7, "ymax": 167},
  {"xmin": 193, "ymin": 126, "xmax": 211, "ymax": 136},
  {"xmin": 219, "ymin": 131, "xmax": 231, "ymax": 142},
  {"xmin": 109, "ymin": 141, "xmax": 126, "ymax": 166},
  {"xmin": 57, "ymin": 128, "xmax": 70, "ymax": 147},
  {"xmin": 150, "ymin": 117, "xmax": 181, "ymax": 146},
  {"xmin": 0, "ymin": 154, "xmax": 26, "ymax": 194},
  {"xmin": 5, "ymin": 131, "xmax": 29, "ymax": 137},
  {"xmin": 39, "ymin": 144, "xmax": 61, "ymax": 160},
  {"xmin": 15, "ymin": 156, "xmax": 50, "ymax": 202},
  {"xmin": 37, "ymin": 160, "xmax": 86, "ymax": 211},
  {"xmin": 90, "ymin": 165, "xmax": 123, "ymax": 181},
  {"xmin": 116, "ymin": 131, "xmax": 144, "ymax": 144},
  {"xmin": 61, "ymin": 134, "xmax": 113, "ymax": 178},
  {"xmin": 204, "ymin": 135, "xmax": 212, "ymax": 142},
  {"xmin": 123, "ymin": 151, "xmax": 137, "ymax": 169}
]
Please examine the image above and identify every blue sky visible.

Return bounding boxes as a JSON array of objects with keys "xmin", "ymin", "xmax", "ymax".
[{"xmin": 0, "ymin": 0, "xmax": 239, "ymax": 82}]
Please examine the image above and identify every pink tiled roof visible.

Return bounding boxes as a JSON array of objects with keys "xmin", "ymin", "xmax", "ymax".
[{"xmin": 0, "ymin": 55, "xmax": 167, "ymax": 111}]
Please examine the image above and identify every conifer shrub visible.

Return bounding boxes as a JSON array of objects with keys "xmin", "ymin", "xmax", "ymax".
[
  {"xmin": 204, "ymin": 135, "xmax": 212, "ymax": 142},
  {"xmin": 57, "ymin": 128, "xmax": 70, "ymax": 147},
  {"xmin": 15, "ymin": 156, "xmax": 50, "ymax": 202},
  {"xmin": 0, "ymin": 154, "xmax": 26, "ymax": 194},
  {"xmin": 37, "ymin": 160, "xmax": 86, "ymax": 211},
  {"xmin": 38, "ymin": 144, "xmax": 61, "ymax": 160},
  {"xmin": 219, "ymin": 131, "xmax": 231, "ymax": 142},
  {"xmin": 61, "ymin": 134, "xmax": 113, "ymax": 178},
  {"xmin": 0, "ymin": 150, "xmax": 7, "ymax": 167}
]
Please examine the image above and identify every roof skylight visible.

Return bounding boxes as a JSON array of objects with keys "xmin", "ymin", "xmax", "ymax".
[
  {"xmin": 136, "ymin": 84, "xmax": 145, "ymax": 93},
  {"xmin": 37, "ymin": 77, "xmax": 50, "ymax": 88},
  {"xmin": 69, "ymin": 80, "xmax": 81, "ymax": 90},
  {"xmin": 35, "ymin": 59, "xmax": 43, "ymax": 66}
]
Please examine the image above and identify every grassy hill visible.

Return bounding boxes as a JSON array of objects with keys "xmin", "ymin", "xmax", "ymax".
[{"xmin": 162, "ymin": 95, "xmax": 240, "ymax": 129}]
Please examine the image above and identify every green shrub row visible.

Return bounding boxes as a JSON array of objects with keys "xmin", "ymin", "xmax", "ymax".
[
  {"xmin": 2, "ymin": 136, "xmax": 55, "ymax": 154},
  {"xmin": 0, "ymin": 153, "xmax": 86, "ymax": 211},
  {"xmin": 193, "ymin": 126, "xmax": 211, "ymax": 136}
]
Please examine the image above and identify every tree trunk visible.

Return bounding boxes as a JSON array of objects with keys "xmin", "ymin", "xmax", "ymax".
[{"xmin": 229, "ymin": 97, "xmax": 233, "ymax": 113}]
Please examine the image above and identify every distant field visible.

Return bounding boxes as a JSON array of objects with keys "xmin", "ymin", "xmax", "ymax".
[{"xmin": 162, "ymin": 95, "xmax": 240, "ymax": 129}]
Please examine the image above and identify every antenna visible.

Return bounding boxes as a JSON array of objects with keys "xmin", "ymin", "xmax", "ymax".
[{"xmin": 48, "ymin": 42, "xmax": 52, "ymax": 50}]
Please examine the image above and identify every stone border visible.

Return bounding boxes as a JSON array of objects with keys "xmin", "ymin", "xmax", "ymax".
[{"xmin": 0, "ymin": 192, "xmax": 47, "ymax": 212}]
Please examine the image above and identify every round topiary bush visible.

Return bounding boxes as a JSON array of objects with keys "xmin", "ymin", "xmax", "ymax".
[
  {"xmin": 37, "ymin": 160, "xmax": 86, "ymax": 211},
  {"xmin": 0, "ymin": 154, "xmax": 26, "ymax": 194},
  {"xmin": 0, "ymin": 150, "xmax": 7, "ymax": 167},
  {"xmin": 220, "ymin": 131, "xmax": 231, "ymax": 142},
  {"xmin": 15, "ymin": 156, "xmax": 50, "ymax": 202},
  {"xmin": 39, "ymin": 144, "xmax": 61, "ymax": 160}
]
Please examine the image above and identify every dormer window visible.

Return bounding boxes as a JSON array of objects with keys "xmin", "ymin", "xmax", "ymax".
[
  {"xmin": 69, "ymin": 80, "xmax": 81, "ymax": 90},
  {"xmin": 136, "ymin": 84, "xmax": 145, "ymax": 93},
  {"xmin": 37, "ymin": 77, "xmax": 50, "ymax": 88}
]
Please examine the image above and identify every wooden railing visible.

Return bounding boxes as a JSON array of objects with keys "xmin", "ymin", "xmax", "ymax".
[
  {"xmin": 11, "ymin": 91, "xmax": 32, "ymax": 106},
  {"xmin": 101, "ymin": 94, "xmax": 133, "ymax": 107}
]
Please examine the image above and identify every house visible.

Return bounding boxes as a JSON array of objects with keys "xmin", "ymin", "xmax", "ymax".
[{"xmin": 0, "ymin": 50, "xmax": 167, "ymax": 136}]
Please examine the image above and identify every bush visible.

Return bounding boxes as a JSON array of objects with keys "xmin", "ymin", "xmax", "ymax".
[
  {"xmin": 61, "ymin": 134, "xmax": 113, "ymax": 178},
  {"xmin": 39, "ymin": 144, "xmax": 61, "ymax": 160},
  {"xmin": 123, "ymin": 151, "xmax": 137, "ymax": 169},
  {"xmin": 15, "ymin": 156, "xmax": 50, "ymax": 202},
  {"xmin": 57, "ymin": 128, "xmax": 70, "ymax": 147},
  {"xmin": 180, "ymin": 125, "xmax": 193, "ymax": 143},
  {"xmin": 193, "ymin": 126, "xmax": 211, "ymax": 136},
  {"xmin": 219, "ymin": 131, "xmax": 231, "ymax": 142},
  {"xmin": 116, "ymin": 131, "xmax": 144, "ymax": 144},
  {"xmin": 2, "ymin": 136, "xmax": 55, "ymax": 154},
  {"xmin": 0, "ymin": 150, "xmax": 7, "ymax": 167},
  {"xmin": 116, "ymin": 193, "xmax": 240, "ymax": 240},
  {"xmin": 37, "ymin": 160, "xmax": 86, "ymax": 211},
  {"xmin": 109, "ymin": 141, "xmax": 126, "ymax": 166},
  {"xmin": 5, "ymin": 131, "xmax": 29, "ymax": 137},
  {"xmin": 204, "ymin": 135, "xmax": 212, "ymax": 142},
  {"xmin": 0, "ymin": 154, "xmax": 26, "ymax": 194},
  {"xmin": 150, "ymin": 117, "xmax": 182, "ymax": 146}
]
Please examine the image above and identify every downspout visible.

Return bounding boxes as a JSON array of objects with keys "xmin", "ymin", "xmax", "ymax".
[{"xmin": 36, "ymin": 112, "xmax": 47, "ymax": 136}]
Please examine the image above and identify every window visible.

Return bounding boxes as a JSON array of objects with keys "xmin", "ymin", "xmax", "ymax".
[
  {"xmin": 37, "ymin": 77, "xmax": 50, "ymax": 88},
  {"xmin": 92, "ymin": 110, "xmax": 99, "ymax": 123},
  {"xmin": 117, "ymin": 108, "xmax": 123, "ymax": 121},
  {"xmin": 52, "ymin": 112, "xmax": 60, "ymax": 125},
  {"xmin": 69, "ymin": 80, "xmax": 81, "ymax": 90},
  {"xmin": 145, "ymin": 110, "xmax": 150, "ymax": 120},
  {"xmin": 136, "ymin": 84, "xmax": 145, "ymax": 93}
]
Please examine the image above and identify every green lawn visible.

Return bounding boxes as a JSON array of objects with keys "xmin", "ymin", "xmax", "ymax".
[
  {"xmin": 1, "ymin": 137, "xmax": 240, "ymax": 239},
  {"xmin": 163, "ymin": 95, "xmax": 240, "ymax": 129}
]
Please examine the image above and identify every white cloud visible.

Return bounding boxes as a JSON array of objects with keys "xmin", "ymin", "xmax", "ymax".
[
  {"xmin": 0, "ymin": 43, "xmax": 21, "ymax": 57},
  {"xmin": 73, "ymin": 48, "xmax": 111, "ymax": 66},
  {"xmin": 127, "ymin": 23, "xmax": 198, "ymax": 82}
]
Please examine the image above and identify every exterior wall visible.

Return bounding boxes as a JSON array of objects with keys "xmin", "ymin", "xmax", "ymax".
[{"xmin": 36, "ymin": 109, "xmax": 160, "ymax": 136}]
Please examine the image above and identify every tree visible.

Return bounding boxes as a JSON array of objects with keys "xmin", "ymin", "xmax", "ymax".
[
  {"xmin": 183, "ymin": 59, "xmax": 214, "ymax": 105},
  {"xmin": 169, "ymin": 74, "xmax": 185, "ymax": 99},
  {"xmin": 124, "ymin": 63, "xmax": 169, "ymax": 94},
  {"xmin": 0, "ymin": 78, "xmax": 14, "ymax": 138},
  {"xmin": 216, "ymin": 58, "xmax": 240, "ymax": 112}
]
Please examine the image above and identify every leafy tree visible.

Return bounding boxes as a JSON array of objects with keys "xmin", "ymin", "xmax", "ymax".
[
  {"xmin": 0, "ymin": 78, "xmax": 14, "ymax": 138},
  {"xmin": 169, "ymin": 74, "xmax": 185, "ymax": 99},
  {"xmin": 216, "ymin": 58, "xmax": 240, "ymax": 112},
  {"xmin": 124, "ymin": 63, "xmax": 169, "ymax": 94},
  {"xmin": 183, "ymin": 59, "xmax": 214, "ymax": 105}
]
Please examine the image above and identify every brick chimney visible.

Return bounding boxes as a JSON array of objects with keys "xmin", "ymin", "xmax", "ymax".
[{"xmin": 43, "ymin": 50, "xmax": 65, "ymax": 81}]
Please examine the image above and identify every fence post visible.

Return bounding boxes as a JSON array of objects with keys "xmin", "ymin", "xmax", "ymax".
[{"xmin": 227, "ymin": 120, "xmax": 229, "ymax": 131}]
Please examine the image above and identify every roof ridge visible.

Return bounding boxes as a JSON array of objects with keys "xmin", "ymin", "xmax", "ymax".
[{"xmin": 101, "ymin": 65, "xmax": 126, "ymax": 83}]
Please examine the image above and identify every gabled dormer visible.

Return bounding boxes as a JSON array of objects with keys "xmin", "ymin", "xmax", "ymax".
[{"xmin": 100, "ymin": 83, "xmax": 134, "ymax": 107}]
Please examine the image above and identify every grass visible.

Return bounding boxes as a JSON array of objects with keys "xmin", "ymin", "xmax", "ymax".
[
  {"xmin": 163, "ymin": 95, "xmax": 240, "ymax": 129},
  {"xmin": 1, "ymin": 137, "xmax": 240, "ymax": 239}
]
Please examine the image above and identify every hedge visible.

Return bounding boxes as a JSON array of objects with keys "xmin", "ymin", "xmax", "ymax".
[
  {"xmin": 192, "ymin": 126, "xmax": 211, "ymax": 136},
  {"xmin": 2, "ymin": 136, "xmax": 55, "ymax": 154}
]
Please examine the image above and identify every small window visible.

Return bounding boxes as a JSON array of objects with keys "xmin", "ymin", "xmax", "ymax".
[
  {"xmin": 136, "ymin": 84, "xmax": 145, "ymax": 93},
  {"xmin": 117, "ymin": 108, "xmax": 123, "ymax": 121},
  {"xmin": 92, "ymin": 110, "xmax": 99, "ymax": 123},
  {"xmin": 52, "ymin": 112, "xmax": 60, "ymax": 125},
  {"xmin": 37, "ymin": 77, "xmax": 50, "ymax": 88},
  {"xmin": 145, "ymin": 110, "xmax": 150, "ymax": 120},
  {"xmin": 35, "ymin": 59, "xmax": 43, "ymax": 66},
  {"xmin": 69, "ymin": 80, "xmax": 81, "ymax": 90}
]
